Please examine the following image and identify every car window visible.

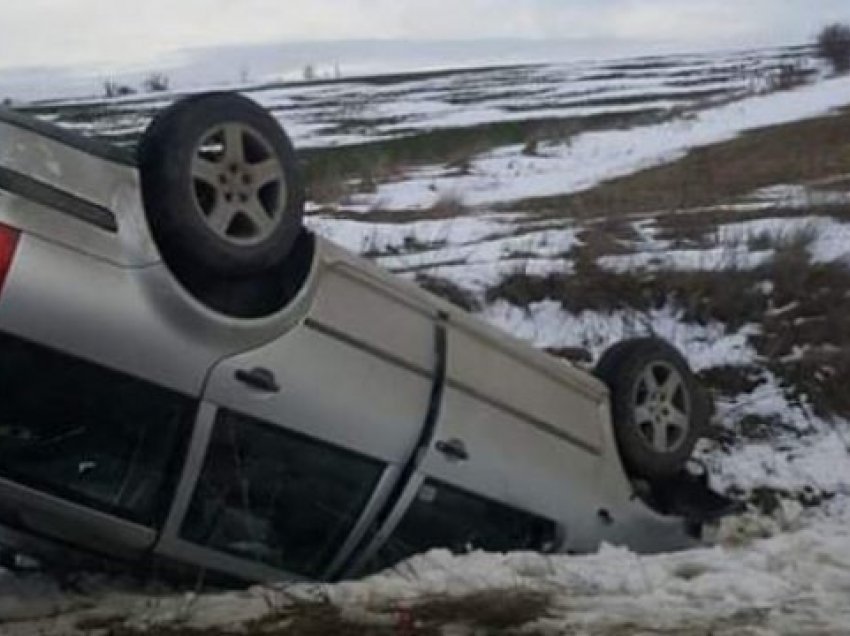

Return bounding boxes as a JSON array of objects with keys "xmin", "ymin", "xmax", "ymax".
[
  {"xmin": 0, "ymin": 333, "xmax": 195, "ymax": 526},
  {"xmin": 366, "ymin": 479, "xmax": 557, "ymax": 574},
  {"xmin": 180, "ymin": 409, "xmax": 383, "ymax": 578}
]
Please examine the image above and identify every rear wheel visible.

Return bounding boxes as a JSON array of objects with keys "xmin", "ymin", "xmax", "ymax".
[
  {"xmin": 138, "ymin": 92, "xmax": 304, "ymax": 277},
  {"xmin": 594, "ymin": 338, "xmax": 709, "ymax": 481}
]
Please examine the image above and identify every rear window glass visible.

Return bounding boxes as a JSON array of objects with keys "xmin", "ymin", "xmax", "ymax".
[{"xmin": 0, "ymin": 332, "xmax": 195, "ymax": 526}]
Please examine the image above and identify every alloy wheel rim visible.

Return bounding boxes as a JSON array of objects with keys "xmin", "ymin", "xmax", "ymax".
[
  {"xmin": 190, "ymin": 123, "xmax": 287, "ymax": 246},
  {"xmin": 630, "ymin": 361, "xmax": 691, "ymax": 453}
]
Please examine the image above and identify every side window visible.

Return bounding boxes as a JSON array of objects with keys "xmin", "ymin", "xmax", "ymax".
[
  {"xmin": 0, "ymin": 333, "xmax": 196, "ymax": 526},
  {"xmin": 368, "ymin": 479, "xmax": 557, "ymax": 574},
  {"xmin": 180, "ymin": 410, "xmax": 383, "ymax": 578}
]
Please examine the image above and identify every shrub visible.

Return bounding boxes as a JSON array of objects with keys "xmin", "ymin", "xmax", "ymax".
[
  {"xmin": 817, "ymin": 23, "xmax": 850, "ymax": 73},
  {"xmin": 428, "ymin": 191, "xmax": 466, "ymax": 218},
  {"xmin": 142, "ymin": 72, "xmax": 170, "ymax": 93},
  {"xmin": 768, "ymin": 60, "xmax": 812, "ymax": 91},
  {"xmin": 522, "ymin": 139, "xmax": 540, "ymax": 157},
  {"xmin": 103, "ymin": 81, "xmax": 136, "ymax": 98},
  {"xmin": 416, "ymin": 274, "xmax": 482, "ymax": 312}
]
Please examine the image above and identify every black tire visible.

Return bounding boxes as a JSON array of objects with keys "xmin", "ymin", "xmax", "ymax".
[
  {"xmin": 594, "ymin": 338, "xmax": 710, "ymax": 481},
  {"xmin": 138, "ymin": 92, "xmax": 304, "ymax": 277}
]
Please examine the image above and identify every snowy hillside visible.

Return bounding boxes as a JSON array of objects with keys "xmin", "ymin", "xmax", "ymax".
[
  {"xmin": 3, "ymin": 43, "xmax": 850, "ymax": 633},
  {"xmin": 21, "ymin": 44, "xmax": 814, "ymax": 150}
]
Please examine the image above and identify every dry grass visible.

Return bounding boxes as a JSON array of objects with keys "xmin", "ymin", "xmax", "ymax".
[
  {"xmin": 301, "ymin": 108, "xmax": 676, "ymax": 206},
  {"xmin": 512, "ymin": 107, "xmax": 850, "ymax": 219},
  {"xmin": 411, "ymin": 589, "xmax": 551, "ymax": 631},
  {"xmin": 486, "ymin": 261, "xmax": 766, "ymax": 330},
  {"xmin": 90, "ymin": 590, "xmax": 550, "ymax": 636},
  {"xmin": 95, "ymin": 602, "xmax": 389, "ymax": 636},
  {"xmin": 427, "ymin": 191, "xmax": 467, "ymax": 218},
  {"xmin": 698, "ymin": 366, "xmax": 768, "ymax": 398},
  {"xmin": 487, "ymin": 232, "xmax": 850, "ymax": 419},
  {"xmin": 415, "ymin": 274, "xmax": 482, "ymax": 312}
]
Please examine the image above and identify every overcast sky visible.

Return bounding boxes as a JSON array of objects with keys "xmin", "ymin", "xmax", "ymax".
[{"xmin": 2, "ymin": 0, "xmax": 848, "ymax": 71}]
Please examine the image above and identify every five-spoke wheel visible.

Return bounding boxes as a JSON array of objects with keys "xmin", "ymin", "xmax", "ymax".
[
  {"xmin": 191, "ymin": 123, "xmax": 287, "ymax": 245},
  {"xmin": 139, "ymin": 92, "xmax": 304, "ymax": 277},
  {"xmin": 631, "ymin": 361, "xmax": 691, "ymax": 455},
  {"xmin": 594, "ymin": 338, "xmax": 709, "ymax": 480}
]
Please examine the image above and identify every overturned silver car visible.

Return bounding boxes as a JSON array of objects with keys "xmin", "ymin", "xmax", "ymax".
[{"xmin": 0, "ymin": 93, "xmax": 729, "ymax": 583}]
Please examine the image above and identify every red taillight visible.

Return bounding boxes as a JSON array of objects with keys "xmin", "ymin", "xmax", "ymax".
[{"xmin": 0, "ymin": 224, "xmax": 20, "ymax": 294}]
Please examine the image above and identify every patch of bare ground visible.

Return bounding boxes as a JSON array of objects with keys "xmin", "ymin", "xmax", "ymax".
[
  {"xmin": 755, "ymin": 246, "xmax": 850, "ymax": 419},
  {"xmin": 415, "ymin": 274, "xmax": 482, "ymax": 312},
  {"xmin": 411, "ymin": 589, "xmax": 551, "ymax": 632},
  {"xmin": 318, "ymin": 193, "xmax": 489, "ymax": 224},
  {"xmin": 92, "ymin": 590, "xmax": 550, "ymax": 636},
  {"xmin": 651, "ymin": 205, "xmax": 849, "ymax": 249},
  {"xmin": 324, "ymin": 207, "xmax": 477, "ymax": 224},
  {"xmin": 510, "ymin": 107, "xmax": 850, "ymax": 219},
  {"xmin": 487, "ymin": 259, "xmax": 766, "ymax": 330},
  {"xmin": 574, "ymin": 218, "xmax": 642, "ymax": 259},
  {"xmin": 93, "ymin": 602, "xmax": 389, "ymax": 636},
  {"xmin": 502, "ymin": 88, "xmax": 732, "ymax": 113},
  {"xmin": 301, "ymin": 108, "xmax": 674, "ymax": 205}
]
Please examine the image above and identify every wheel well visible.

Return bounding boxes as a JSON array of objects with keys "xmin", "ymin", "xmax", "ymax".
[{"xmin": 161, "ymin": 228, "xmax": 316, "ymax": 319}]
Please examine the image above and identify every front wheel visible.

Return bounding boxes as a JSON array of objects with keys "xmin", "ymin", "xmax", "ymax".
[{"xmin": 594, "ymin": 338, "xmax": 710, "ymax": 481}]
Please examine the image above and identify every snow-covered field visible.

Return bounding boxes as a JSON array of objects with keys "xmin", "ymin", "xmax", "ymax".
[
  {"xmin": 21, "ymin": 43, "xmax": 813, "ymax": 151},
  {"xmin": 339, "ymin": 71, "xmax": 850, "ymax": 210},
  {"xmin": 3, "ymin": 43, "xmax": 850, "ymax": 633}
]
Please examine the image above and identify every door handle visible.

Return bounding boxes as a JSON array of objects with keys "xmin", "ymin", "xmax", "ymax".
[
  {"xmin": 234, "ymin": 367, "xmax": 280, "ymax": 393},
  {"xmin": 435, "ymin": 438, "xmax": 469, "ymax": 462}
]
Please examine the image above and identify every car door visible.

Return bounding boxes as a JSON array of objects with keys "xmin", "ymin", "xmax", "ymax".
[
  {"xmin": 154, "ymin": 254, "xmax": 440, "ymax": 582},
  {"xmin": 350, "ymin": 317, "xmax": 611, "ymax": 575}
]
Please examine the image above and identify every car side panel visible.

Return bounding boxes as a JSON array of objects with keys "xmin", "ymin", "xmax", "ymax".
[
  {"xmin": 0, "ymin": 233, "xmax": 309, "ymax": 396},
  {"xmin": 445, "ymin": 324, "xmax": 605, "ymax": 453},
  {"xmin": 0, "ymin": 120, "xmax": 159, "ymax": 267},
  {"xmin": 309, "ymin": 243, "xmax": 438, "ymax": 373},
  {"xmin": 0, "ymin": 478, "xmax": 155, "ymax": 559},
  {"xmin": 419, "ymin": 384, "xmax": 607, "ymax": 548},
  {"xmin": 203, "ymin": 324, "xmax": 434, "ymax": 462}
]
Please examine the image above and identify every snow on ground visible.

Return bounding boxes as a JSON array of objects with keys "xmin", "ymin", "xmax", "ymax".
[
  {"xmin": 3, "ymin": 44, "xmax": 850, "ymax": 634},
  {"xmin": 350, "ymin": 71, "xmax": 850, "ymax": 210},
  {"xmin": 306, "ymin": 214, "xmax": 580, "ymax": 294},
  {"xmin": 305, "ymin": 214, "xmax": 514, "ymax": 255},
  {"xmin": 481, "ymin": 302, "xmax": 755, "ymax": 372},
  {"xmin": 747, "ymin": 182, "xmax": 850, "ymax": 209},
  {"xmin": 412, "ymin": 258, "xmax": 576, "ymax": 293},
  {"xmin": 708, "ymin": 429, "xmax": 850, "ymax": 495},
  {"xmin": 25, "ymin": 43, "xmax": 815, "ymax": 151},
  {"xmin": 377, "ymin": 226, "xmax": 578, "ymax": 275},
  {"xmin": 597, "ymin": 213, "xmax": 850, "ymax": 273},
  {"xmin": 598, "ymin": 244, "xmax": 774, "ymax": 273},
  {"xmin": 718, "ymin": 214, "xmax": 850, "ymax": 265},
  {"xmin": 3, "ymin": 499, "xmax": 850, "ymax": 634},
  {"xmin": 330, "ymin": 502, "xmax": 850, "ymax": 635}
]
